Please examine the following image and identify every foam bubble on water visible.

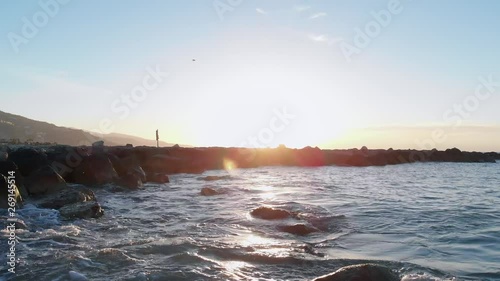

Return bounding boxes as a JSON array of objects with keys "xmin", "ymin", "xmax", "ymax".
[
  {"xmin": 401, "ymin": 273, "xmax": 457, "ymax": 281},
  {"xmin": 17, "ymin": 203, "xmax": 61, "ymax": 228}
]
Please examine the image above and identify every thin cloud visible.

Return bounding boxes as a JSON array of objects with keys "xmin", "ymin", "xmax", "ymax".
[
  {"xmin": 310, "ymin": 12, "xmax": 327, "ymax": 19},
  {"xmin": 309, "ymin": 34, "xmax": 328, "ymax": 42},
  {"xmin": 294, "ymin": 5, "xmax": 311, "ymax": 12},
  {"xmin": 308, "ymin": 34, "xmax": 344, "ymax": 45},
  {"xmin": 256, "ymin": 8, "xmax": 267, "ymax": 15}
]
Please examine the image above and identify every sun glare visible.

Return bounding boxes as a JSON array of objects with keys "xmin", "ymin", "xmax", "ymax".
[{"xmin": 223, "ymin": 158, "xmax": 237, "ymax": 171}]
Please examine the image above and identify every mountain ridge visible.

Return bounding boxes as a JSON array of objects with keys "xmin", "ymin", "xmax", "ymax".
[{"xmin": 0, "ymin": 110, "xmax": 184, "ymax": 147}]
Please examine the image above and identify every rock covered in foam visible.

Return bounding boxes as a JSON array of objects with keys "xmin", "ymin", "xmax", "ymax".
[{"xmin": 312, "ymin": 263, "xmax": 400, "ymax": 281}]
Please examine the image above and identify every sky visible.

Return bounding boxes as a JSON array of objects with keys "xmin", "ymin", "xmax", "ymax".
[{"xmin": 0, "ymin": 0, "xmax": 499, "ymax": 151}]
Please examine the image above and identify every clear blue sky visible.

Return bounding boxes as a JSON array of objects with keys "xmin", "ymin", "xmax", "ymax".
[{"xmin": 1, "ymin": 0, "xmax": 499, "ymax": 150}]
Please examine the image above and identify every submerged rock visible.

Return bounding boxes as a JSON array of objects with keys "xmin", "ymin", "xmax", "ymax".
[
  {"xmin": 200, "ymin": 187, "xmax": 227, "ymax": 196},
  {"xmin": 26, "ymin": 165, "xmax": 67, "ymax": 196},
  {"xmin": 198, "ymin": 175, "xmax": 232, "ymax": 181},
  {"xmin": 312, "ymin": 264, "xmax": 400, "ymax": 281},
  {"xmin": 59, "ymin": 201, "xmax": 104, "ymax": 219},
  {"xmin": 147, "ymin": 173, "xmax": 170, "ymax": 183},
  {"xmin": 37, "ymin": 186, "xmax": 96, "ymax": 209},
  {"xmin": 278, "ymin": 224, "xmax": 318, "ymax": 236},
  {"xmin": 250, "ymin": 206, "xmax": 292, "ymax": 220}
]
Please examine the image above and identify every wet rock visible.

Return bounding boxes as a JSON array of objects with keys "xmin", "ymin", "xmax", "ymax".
[
  {"xmin": 59, "ymin": 201, "xmax": 104, "ymax": 219},
  {"xmin": 37, "ymin": 186, "xmax": 96, "ymax": 209},
  {"xmin": 148, "ymin": 173, "xmax": 170, "ymax": 183},
  {"xmin": 26, "ymin": 165, "xmax": 67, "ymax": 196},
  {"xmin": 0, "ymin": 174, "xmax": 23, "ymax": 209},
  {"xmin": 250, "ymin": 206, "xmax": 292, "ymax": 220},
  {"xmin": 312, "ymin": 264, "xmax": 400, "ymax": 281},
  {"xmin": 117, "ymin": 173, "xmax": 144, "ymax": 190},
  {"xmin": 278, "ymin": 224, "xmax": 318, "ymax": 236},
  {"xmin": 200, "ymin": 187, "xmax": 226, "ymax": 196},
  {"xmin": 8, "ymin": 147, "xmax": 49, "ymax": 177},
  {"xmin": 198, "ymin": 175, "xmax": 232, "ymax": 181}
]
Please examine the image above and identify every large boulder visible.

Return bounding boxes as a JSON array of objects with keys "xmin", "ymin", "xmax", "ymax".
[
  {"xmin": 8, "ymin": 147, "xmax": 49, "ymax": 177},
  {"xmin": 59, "ymin": 201, "xmax": 104, "ymax": 219},
  {"xmin": 312, "ymin": 264, "xmax": 400, "ymax": 281},
  {"xmin": 109, "ymin": 154, "xmax": 146, "ymax": 182},
  {"xmin": 0, "ymin": 174, "xmax": 23, "ymax": 209},
  {"xmin": 71, "ymin": 154, "xmax": 118, "ymax": 185},
  {"xmin": 142, "ymin": 154, "xmax": 185, "ymax": 175},
  {"xmin": 0, "ymin": 160, "xmax": 28, "ymax": 198},
  {"xmin": 37, "ymin": 186, "xmax": 96, "ymax": 209},
  {"xmin": 116, "ymin": 173, "xmax": 143, "ymax": 190},
  {"xmin": 26, "ymin": 165, "xmax": 67, "ymax": 196}
]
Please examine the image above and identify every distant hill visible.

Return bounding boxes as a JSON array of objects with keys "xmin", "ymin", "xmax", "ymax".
[{"xmin": 0, "ymin": 110, "xmax": 185, "ymax": 147}]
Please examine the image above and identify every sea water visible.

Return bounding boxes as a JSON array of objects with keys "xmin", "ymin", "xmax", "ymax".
[{"xmin": 1, "ymin": 162, "xmax": 499, "ymax": 280}]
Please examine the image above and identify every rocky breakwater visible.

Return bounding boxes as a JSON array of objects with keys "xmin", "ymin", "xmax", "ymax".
[{"xmin": 1, "ymin": 143, "xmax": 497, "ymax": 222}]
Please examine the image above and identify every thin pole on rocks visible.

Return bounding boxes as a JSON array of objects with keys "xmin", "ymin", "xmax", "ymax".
[{"xmin": 156, "ymin": 129, "xmax": 159, "ymax": 148}]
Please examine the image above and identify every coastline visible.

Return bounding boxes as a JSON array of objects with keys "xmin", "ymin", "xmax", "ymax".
[{"xmin": 1, "ymin": 143, "xmax": 498, "ymax": 217}]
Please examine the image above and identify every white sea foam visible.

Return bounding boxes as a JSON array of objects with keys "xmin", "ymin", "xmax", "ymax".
[{"xmin": 401, "ymin": 273, "xmax": 457, "ymax": 281}]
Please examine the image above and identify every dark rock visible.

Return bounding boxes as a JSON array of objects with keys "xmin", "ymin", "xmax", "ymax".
[
  {"xmin": 312, "ymin": 264, "xmax": 400, "ymax": 281},
  {"xmin": 92, "ymin": 140, "xmax": 105, "ymax": 153},
  {"xmin": 200, "ymin": 187, "xmax": 224, "ymax": 196},
  {"xmin": 8, "ymin": 147, "xmax": 49, "ymax": 177},
  {"xmin": 109, "ymin": 154, "xmax": 146, "ymax": 182},
  {"xmin": 117, "ymin": 173, "xmax": 143, "ymax": 190},
  {"xmin": 71, "ymin": 154, "xmax": 118, "ymax": 185},
  {"xmin": 148, "ymin": 173, "xmax": 169, "ymax": 183},
  {"xmin": 0, "ymin": 174, "xmax": 23, "ymax": 209},
  {"xmin": 142, "ymin": 154, "xmax": 185, "ymax": 174},
  {"xmin": 26, "ymin": 165, "xmax": 67, "ymax": 196},
  {"xmin": 278, "ymin": 224, "xmax": 318, "ymax": 236},
  {"xmin": 59, "ymin": 201, "xmax": 104, "ymax": 219},
  {"xmin": 198, "ymin": 175, "xmax": 232, "ymax": 181},
  {"xmin": 250, "ymin": 206, "xmax": 292, "ymax": 220},
  {"xmin": 37, "ymin": 186, "xmax": 96, "ymax": 209}
]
